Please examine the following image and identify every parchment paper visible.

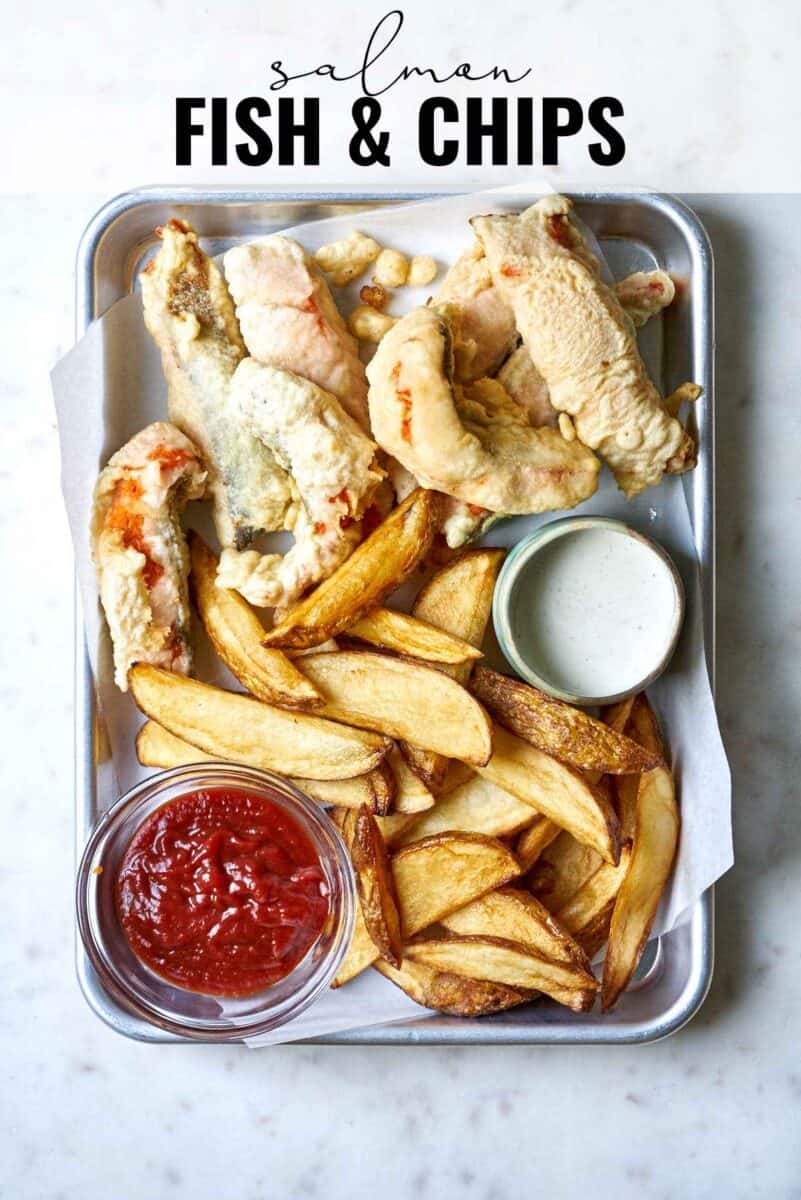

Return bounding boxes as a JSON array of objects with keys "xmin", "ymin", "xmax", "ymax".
[{"xmin": 52, "ymin": 184, "xmax": 732, "ymax": 1045}]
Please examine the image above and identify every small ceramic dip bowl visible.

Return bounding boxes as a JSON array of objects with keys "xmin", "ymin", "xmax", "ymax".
[{"xmin": 493, "ymin": 516, "xmax": 685, "ymax": 706}]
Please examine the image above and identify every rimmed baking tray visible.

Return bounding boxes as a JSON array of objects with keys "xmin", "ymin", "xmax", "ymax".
[{"xmin": 74, "ymin": 187, "xmax": 715, "ymax": 1044}]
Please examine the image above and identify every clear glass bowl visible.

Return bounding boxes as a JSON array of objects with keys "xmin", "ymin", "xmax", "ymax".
[{"xmin": 76, "ymin": 763, "xmax": 356, "ymax": 1041}]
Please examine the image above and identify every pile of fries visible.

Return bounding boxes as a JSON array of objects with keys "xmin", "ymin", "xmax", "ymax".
[{"xmin": 133, "ymin": 489, "xmax": 680, "ymax": 1015}]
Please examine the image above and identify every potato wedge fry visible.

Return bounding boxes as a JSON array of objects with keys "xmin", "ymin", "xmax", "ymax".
[
  {"xmin": 388, "ymin": 746, "xmax": 435, "ymax": 814},
  {"xmin": 333, "ymin": 831, "xmax": 520, "ymax": 985},
  {"xmin": 437, "ymin": 760, "xmax": 476, "ymax": 796},
  {"xmin": 515, "ymin": 816, "xmax": 562, "ymax": 871},
  {"xmin": 406, "ymin": 936, "xmax": 597, "ymax": 1012},
  {"xmin": 332, "ymin": 904, "xmax": 380, "ymax": 986},
  {"xmin": 262, "ymin": 489, "xmax": 439, "ymax": 650},
  {"xmin": 136, "ymin": 720, "xmax": 395, "ymax": 812},
  {"xmin": 602, "ymin": 696, "xmax": 636, "ymax": 735},
  {"xmin": 413, "ymin": 549, "xmax": 507, "ymax": 655},
  {"xmin": 442, "ymin": 887, "xmax": 592, "ymax": 973},
  {"xmin": 527, "ymin": 830, "xmax": 604, "ymax": 912},
  {"xmin": 610, "ymin": 693, "xmax": 669, "ymax": 839},
  {"xmin": 399, "ymin": 743, "xmax": 451, "ymax": 795},
  {"xmin": 332, "ymin": 807, "xmax": 415, "ymax": 849},
  {"xmin": 401, "ymin": 549, "xmax": 505, "ymax": 790},
  {"xmin": 476, "ymin": 725, "xmax": 620, "ymax": 864},
  {"xmin": 292, "ymin": 651, "xmax": 493, "ymax": 766},
  {"xmin": 470, "ymin": 666, "xmax": 661, "ymax": 774},
  {"xmin": 136, "ymin": 720, "xmax": 217, "ymax": 769},
  {"xmin": 128, "ymin": 664, "xmax": 390, "ymax": 781},
  {"xmin": 348, "ymin": 807, "xmax": 403, "ymax": 969},
  {"xmin": 602, "ymin": 698, "xmax": 679, "ymax": 1011},
  {"xmin": 602, "ymin": 697, "xmax": 639, "ymax": 836},
  {"xmin": 373, "ymin": 812, "xmax": 418, "ymax": 846},
  {"xmin": 374, "ymin": 957, "xmax": 533, "ymax": 1017},
  {"xmin": 286, "ymin": 639, "xmax": 339, "ymax": 658},
  {"xmin": 556, "ymin": 845, "xmax": 632, "ymax": 958},
  {"xmin": 293, "ymin": 763, "xmax": 395, "ymax": 814},
  {"xmin": 394, "ymin": 833, "xmax": 520, "ymax": 937},
  {"xmin": 188, "ymin": 532, "xmax": 322, "ymax": 710},
  {"xmin": 331, "ymin": 810, "xmax": 394, "ymax": 987},
  {"xmin": 394, "ymin": 774, "xmax": 534, "ymax": 846},
  {"xmin": 345, "ymin": 608, "xmax": 482, "ymax": 665}
]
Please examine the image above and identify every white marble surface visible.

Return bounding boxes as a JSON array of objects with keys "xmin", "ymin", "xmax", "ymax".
[{"xmin": 2, "ymin": 1, "xmax": 801, "ymax": 1193}]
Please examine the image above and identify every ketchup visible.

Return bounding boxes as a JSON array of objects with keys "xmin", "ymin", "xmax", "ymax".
[{"xmin": 116, "ymin": 787, "xmax": 329, "ymax": 996}]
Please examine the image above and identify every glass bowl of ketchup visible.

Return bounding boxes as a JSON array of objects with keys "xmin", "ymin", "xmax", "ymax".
[{"xmin": 76, "ymin": 763, "xmax": 356, "ymax": 1040}]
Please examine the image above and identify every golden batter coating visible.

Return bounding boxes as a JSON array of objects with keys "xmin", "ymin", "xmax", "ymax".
[
  {"xmin": 141, "ymin": 220, "xmax": 294, "ymax": 552},
  {"xmin": 472, "ymin": 197, "xmax": 695, "ymax": 497},
  {"xmin": 367, "ymin": 305, "xmax": 599, "ymax": 516}
]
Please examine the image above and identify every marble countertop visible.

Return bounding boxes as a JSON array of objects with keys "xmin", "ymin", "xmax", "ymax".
[{"xmin": 2, "ymin": 2, "xmax": 801, "ymax": 1192}]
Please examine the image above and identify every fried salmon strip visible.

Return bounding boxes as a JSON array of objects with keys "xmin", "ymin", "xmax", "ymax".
[
  {"xmin": 435, "ymin": 242, "xmax": 519, "ymax": 383},
  {"xmin": 413, "ymin": 240, "xmax": 674, "ymax": 545},
  {"xmin": 91, "ymin": 422, "xmax": 206, "ymax": 689},
  {"xmin": 497, "ymin": 269, "xmax": 676, "ymax": 429},
  {"xmin": 141, "ymin": 220, "xmax": 294, "ymax": 553},
  {"xmin": 219, "ymin": 361, "xmax": 384, "ymax": 607},
  {"xmin": 366, "ymin": 306, "xmax": 599, "ymax": 515},
  {"xmin": 223, "ymin": 236, "xmax": 370, "ymax": 430},
  {"xmin": 472, "ymin": 196, "xmax": 695, "ymax": 496}
]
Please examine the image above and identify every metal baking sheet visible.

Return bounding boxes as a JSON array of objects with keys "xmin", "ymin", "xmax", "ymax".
[{"xmin": 74, "ymin": 187, "xmax": 715, "ymax": 1045}]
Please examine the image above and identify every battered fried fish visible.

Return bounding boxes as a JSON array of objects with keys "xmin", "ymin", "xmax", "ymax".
[
  {"xmin": 91, "ymin": 423, "xmax": 206, "ymax": 690},
  {"xmin": 141, "ymin": 220, "xmax": 295, "ymax": 553},
  {"xmin": 367, "ymin": 306, "xmax": 599, "ymax": 516},
  {"xmin": 221, "ymin": 361, "xmax": 384, "ymax": 607},
  {"xmin": 472, "ymin": 197, "xmax": 695, "ymax": 496},
  {"xmin": 224, "ymin": 236, "xmax": 370, "ymax": 430}
]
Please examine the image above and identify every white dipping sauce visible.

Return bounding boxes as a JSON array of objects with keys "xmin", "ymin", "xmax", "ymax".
[{"xmin": 509, "ymin": 526, "xmax": 680, "ymax": 699}]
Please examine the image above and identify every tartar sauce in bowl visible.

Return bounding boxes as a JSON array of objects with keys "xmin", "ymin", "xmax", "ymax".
[{"xmin": 493, "ymin": 517, "xmax": 684, "ymax": 705}]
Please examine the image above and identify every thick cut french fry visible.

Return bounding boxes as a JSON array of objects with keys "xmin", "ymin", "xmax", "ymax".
[
  {"xmin": 262, "ymin": 489, "xmax": 439, "ymax": 650},
  {"xmin": 373, "ymin": 812, "xmax": 417, "ymax": 846},
  {"xmin": 556, "ymin": 846, "xmax": 632, "ymax": 958},
  {"xmin": 515, "ymin": 816, "xmax": 562, "ymax": 871},
  {"xmin": 602, "ymin": 697, "xmax": 679, "ymax": 1011},
  {"xmin": 442, "ymin": 887, "xmax": 592, "ymax": 973},
  {"xmin": 470, "ymin": 666, "xmax": 661, "ymax": 774},
  {"xmin": 388, "ymin": 746, "xmax": 435, "ymax": 814},
  {"xmin": 188, "ymin": 532, "xmax": 322, "ymax": 709},
  {"xmin": 394, "ymin": 833, "xmax": 520, "ymax": 937},
  {"xmin": 603, "ymin": 697, "xmax": 638, "ymax": 837},
  {"xmin": 374, "ymin": 957, "xmax": 533, "ymax": 1017},
  {"xmin": 136, "ymin": 720, "xmax": 396, "ymax": 812},
  {"xmin": 394, "ymin": 774, "xmax": 534, "ymax": 847},
  {"xmin": 345, "ymin": 608, "xmax": 482, "ymax": 665},
  {"xmin": 401, "ymin": 549, "xmax": 505, "ymax": 791},
  {"xmin": 347, "ymin": 807, "xmax": 403, "ymax": 969},
  {"xmin": 333, "ymin": 832, "xmax": 520, "ymax": 985},
  {"xmin": 293, "ymin": 763, "xmax": 395, "ymax": 813},
  {"xmin": 436, "ymin": 760, "xmax": 476, "ymax": 796},
  {"xmin": 332, "ymin": 904, "xmax": 379, "ymax": 986},
  {"xmin": 292, "ymin": 651, "xmax": 493, "ymax": 766},
  {"xmin": 128, "ymin": 664, "xmax": 390, "ymax": 781},
  {"xmin": 528, "ymin": 830, "xmax": 605, "ymax": 912},
  {"xmin": 476, "ymin": 725, "xmax": 620, "ymax": 864},
  {"xmin": 136, "ymin": 720, "xmax": 218, "ymax": 769},
  {"xmin": 405, "ymin": 936, "xmax": 597, "ymax": 1012}
]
